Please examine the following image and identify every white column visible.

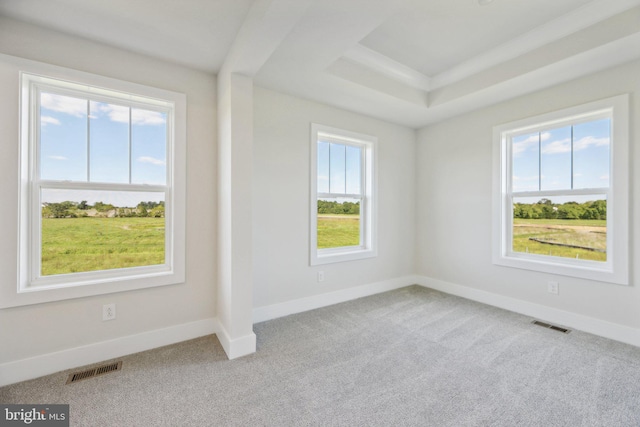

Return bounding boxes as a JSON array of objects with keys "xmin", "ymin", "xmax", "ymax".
[{"xmin": 216, "ymin": 72, "xmax": 256, "ymax": 358}]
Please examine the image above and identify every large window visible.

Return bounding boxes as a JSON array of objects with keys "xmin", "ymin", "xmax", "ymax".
[
  {"xmin": 5, "ymin": 68, "xmax": 186, "ymax": 308},
  {"xmin": 310, "ymin": 124, "xmax": 376, "ymax": 265},
  {"xmin": 493, "ymin": 95, "xmax": 628, "ymax": 284}
]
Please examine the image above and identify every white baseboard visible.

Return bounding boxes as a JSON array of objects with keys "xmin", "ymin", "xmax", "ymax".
[
  {"xmin": 0, "ymin": 318, "xmax": 218, "ymax": 387},
  {"xmin": 216, "ymin": 322, "xmax": 256, "ymax": 360},
  {"xmin": 415, "ymin": 275, "xmax": 640, "ymax": 348},
  {"xmin": 253, "ymin": 275, "xmax": 416, "ymax": 324}
]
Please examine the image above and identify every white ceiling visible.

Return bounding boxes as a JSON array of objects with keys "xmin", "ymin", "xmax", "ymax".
[
  {"xmin": 360, "ymin": 0, "xmax": 593, "ymax": 77},
  {"xmin": 0, "ymin": 0, "xmax": 254, "ymax": 72},
  {"xmin": 1, "ymin": 0, "xmax": 639, "ymax": 128}
]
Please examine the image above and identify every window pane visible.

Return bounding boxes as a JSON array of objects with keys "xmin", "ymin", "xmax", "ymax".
[
  {"xmin": 329, "ymin": 143, "xmax": 346, "ymax": 194},
  {"xmin": 41, "ymin": 189, "xmax": 165, "ymax": 276},
  {"xmin": 573, "ymin": 118, "xmax": 610, "ymax": 189},
  {"xmin": 540, "ymin": 126, "xmax": 572, "ymax": 191},
  {"xmin": 317, "ymin": 197, "xmax": 360, "ymax": 249},
  {"xmin": 317, "ymin": 141, "xmax": 330, "ymax": 193},
  {"xmin": 90, "ymin": 101, "xmax": 129, "ymax": 183},
  {"xmin": 345, "ymin": 145, "xmax": 362, "ymax": 195},
  {"xmin": 131, "ymin": 108, "xmax": 167, "ymax": 185},
  {"xmin": 40, "ymin": 92, "xmax": 88, "ymax": 181},
  {"xmin": 511, "ymin": 132, "xmax": 539, "ymax": 192},
  {"xmin": 512, "ymin": 195, "xmax": 606, "ymax": 262}
]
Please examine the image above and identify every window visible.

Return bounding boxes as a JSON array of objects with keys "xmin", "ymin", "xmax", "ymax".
[
  {"xmin": 5, "ymin": 67, "xmax": 186, "ymax": 308},
  {"xmin": 310, "ymin": 124, "xmax": 376, "ymax": 265},
  {"xmin": 493, "ymin": 95, "xmax": 628, "ymax": 284}
]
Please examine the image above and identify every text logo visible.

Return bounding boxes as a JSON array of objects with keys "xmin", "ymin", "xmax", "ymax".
[{"xmin": 1, "ymin": 405, "xmax": 68, "ymax": 427}]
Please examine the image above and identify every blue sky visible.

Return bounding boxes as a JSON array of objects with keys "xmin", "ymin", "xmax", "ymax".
[
  {"xmin": 317, "ymin": 141, "xmax": 361, "ymax": 196},
  {"xmin": 39, "ymin": 92, "xmax": 167, "ymax": 207},
  {"xmin": 511, "ymin": 118, "xmax": 610, "ymax": 194}
]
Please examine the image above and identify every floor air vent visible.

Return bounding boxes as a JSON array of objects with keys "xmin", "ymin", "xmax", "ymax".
[
  {"xmin": 532, "ymin": 320, "xmax": 570, "ymax": 334},
  {"xmin": 66, "ymin": 361, "xmax": 122, "ymax": 384}
]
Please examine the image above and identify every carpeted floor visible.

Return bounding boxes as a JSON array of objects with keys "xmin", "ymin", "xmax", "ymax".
[{"xmin": 2, "ymin": 285, "xmax": 640, "ymax": 426}]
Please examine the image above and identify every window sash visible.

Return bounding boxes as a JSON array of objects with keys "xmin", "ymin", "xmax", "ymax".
[
  {"xmin": 30, "ymin": 183, "xmax": 172, "ymax": 284},
  {"xmin": 34, "ymin": 85, "xmax": 172, "ymax": 186},
  {"xmin": 505, "ymin": 117, "xmax": 611, "ymax": 194},
  {"xmin": 504, "ymin": 194, "xmax": 610, "ymax": 258},
  {"xmin": 317, "ymin": 195, "xmax": 365, "ymax": 250}
]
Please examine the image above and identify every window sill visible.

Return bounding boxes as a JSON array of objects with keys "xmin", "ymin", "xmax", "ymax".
[
  {"xmin": 1, "ymin": 268, "xmax": 184, "ymax": 309},
  {"xmin": 311, "ymin": 247, "xmax": 377, "ymax": 266},
  {"xmin": 493, "ymin": 253, "xmax": 627, "ymax": 285}
]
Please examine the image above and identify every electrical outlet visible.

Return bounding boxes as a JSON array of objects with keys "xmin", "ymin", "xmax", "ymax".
[
  {"xmin": 317, "ymin": 271, "xmax": 325, "ymax": 282},
  {"xmin": 103, "ymin": 303, "xmax": 116, "ymax": 321},
  {"xmin": 547, "ymin": 281, "xmax": 559, "ymax": 295}
]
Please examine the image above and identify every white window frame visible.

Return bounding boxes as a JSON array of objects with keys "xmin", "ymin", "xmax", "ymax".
[
  {"xmin": 2, "ymin": 62, "xmax": 186, "ymax": 308},
  {"xmin": 492, "ymin": 95, "xmax": 629, "ymax": 285},
  {"xmin": 310, "ymin": 124, "xmax": 377, "ymax": 265}
]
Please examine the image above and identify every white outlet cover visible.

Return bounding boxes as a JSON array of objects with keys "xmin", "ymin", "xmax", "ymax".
[{"xmin": 103, "ymin": 303, "xmax": 116, "ymax": 321}]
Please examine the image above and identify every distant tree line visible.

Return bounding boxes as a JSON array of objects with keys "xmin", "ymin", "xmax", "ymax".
[
  {"xmin": 317, "ymin": 200, "xmax": 360, "ymax": 215},
  {"xmin": 514, "ymin": 198, "xmax": 606, "ymax": 220},
  {"xmin": 42, "ymin": 201, "xmax": 165, "ymax": 218}
]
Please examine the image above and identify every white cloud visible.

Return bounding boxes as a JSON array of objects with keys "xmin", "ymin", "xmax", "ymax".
[
  {"xmin": 137, "ymin": 156, "xmax": 165, "ymax": 166},
  {"xmin": 132, "ymin": 109, "xmax": 166, "ymax": 125},
  {"xmin": 41, "ymin": 93, "xmax": 87, "ymax": 117},
  {"xmin": 600, "ymin": 174, "xmax": 609, "ymax": 180},
  {"xmin": 574, "ymin": 136, "xmax": 609, "ymax": 151},
  {"xmin": 539, "ymin": 135, "xmax": 609, "ymax": 155},
  {"xmin": 541, "ymin": 138, "xmax": 571, "ymax": 154},
  {"xmin": 512, "ymin": 136, "xmax": 537, "ymax": 156},
  {"xmin": 41, "ymin": 97, "xmax": 166, "ymax": 126},
  {"xmin": 41, "ymin": 116, "xmax": 60, "ymax": 126},
  {"xmin": 94, "ymin": 103, "xmax": 128, "ymax": 123},
  {"xmin": 94, "ymin": 103, "xmax": 166, "ymax": 126},
  {"xmin": 48, "ymin": 155, "xmax": 67, "ymax": 160},
  {"xmin": 512, "ymin": 132, "xmax": 551, "ymax": 156}
]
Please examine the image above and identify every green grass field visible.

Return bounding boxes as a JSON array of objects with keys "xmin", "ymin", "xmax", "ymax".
[
  {"xmin": 42, "ymin": 217, "xmax": 165, "ymax": 276},
  {"xmin": 317, "ymin": 214, "xmax": 360, "ymax": 249},
  {"xmin": 512, "ymin": 218, "xmax": 606, "ymax": 262}
]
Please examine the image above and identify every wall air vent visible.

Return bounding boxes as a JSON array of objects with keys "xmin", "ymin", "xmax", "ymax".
[{"xmin": 66, "ymin": 361, "xmax": 122, "ymax": 384}]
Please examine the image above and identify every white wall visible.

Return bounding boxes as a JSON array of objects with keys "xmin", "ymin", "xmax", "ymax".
[
  {"xmin": 252, "ymin": 87, "xmax": 416, "ymax": 312},
  {"xmin": 416, "ymin": 60, "xmax": 640, "ymax": 331},
  {"xmin": 0, "ymin": 18, "xmax": 217, "ymax": 366}
]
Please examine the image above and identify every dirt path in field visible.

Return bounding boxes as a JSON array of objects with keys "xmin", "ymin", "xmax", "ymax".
[
  {"xmin": 317, "ymin": 214, "xmax": 359, "ymax": 220},
  {"xmin": 513, "ymin": 223, "xmax": 606, "ymax": 233}
]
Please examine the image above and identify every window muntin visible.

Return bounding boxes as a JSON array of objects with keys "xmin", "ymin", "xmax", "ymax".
[
  {"xmin": 493, "ymin": 95, "xmax": 628, "ymax": 285},
  {"xmin": 15, "ymin": 71, "xmax": 185, "ymax": 302},
  {"xmin": 310, "ymin": 124, "xmax": 376, "ymax": 265}
]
